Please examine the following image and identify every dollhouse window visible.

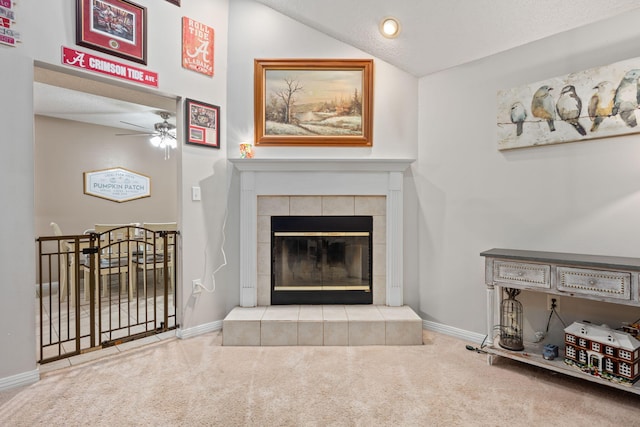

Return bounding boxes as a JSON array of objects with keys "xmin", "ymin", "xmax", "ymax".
[
  {"xmin": 605, "ymin": 358, "xmax": 614, "ymax": 372},
  {"xmin": 591, "ymin": 342, "xmax": 600, "ymax": 352},
  {"xmin": 619, "ymin": 350, "xmax": 631, "ymax": 360},
  {"xmin": 566, "ymin": 334, "xmax": 575, "ymax": 343},
  {"xmin": 579, "ymin": 350, "xmax": 587, "ymax": 363},
  {"xmin": 605, "ymin": 346, "xmax": 614, "ymax": 356},
  {"xmin": 565, "ymin": 346, "xmax": 576, "ymax": 358},
  {"xmin": 620, "ymin": 362, "xmax": 631, "ymax": 377},
  {"xmin": 578, "ymin": 338, "xmax": 587, "ymax": 347}
]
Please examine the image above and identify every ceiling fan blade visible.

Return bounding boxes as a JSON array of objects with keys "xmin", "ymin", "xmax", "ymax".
[
  {"xmin": 115, "ymin": 132, "xmax": 156, "ymax": 136},
  {"xmin": 120, "ymin": 120, "xmax": 152, "ymax": 130}
]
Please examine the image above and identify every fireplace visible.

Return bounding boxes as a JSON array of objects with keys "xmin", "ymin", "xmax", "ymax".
[
  {"xmin": 271, "ymin": 216, "xmax": 373, "ymax": 304},
  {"xmin": 230, "ymin": 158, "xmax": 414, "ymax": 308}
]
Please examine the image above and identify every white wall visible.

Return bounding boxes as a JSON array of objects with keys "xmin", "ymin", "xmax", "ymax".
[
  {"xmin": 0, "ymin": 0, "xmax": 230, "ymax": 384},
  {"xmin": 416, "ymin": 9, "xmax": 640, "ymax": 336},
  {"xmin": 227, "ymin": 0, "xmax": 418, "ymax": 160},
  {"xmin": 226, "ymin": 0, "xmax": 420, "ymax": 311}
]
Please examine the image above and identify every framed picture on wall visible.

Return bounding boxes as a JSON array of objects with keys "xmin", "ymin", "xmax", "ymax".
[
  {"xmin": 185, "ymin": 98, "xmax": 220, "ymax": 149},
  {"xmin": 254, "ymin": 58, "xmax": 374, "ymax": 147},
  {"xmin": 165, "ymin": 0, "xmax": 180, "ymax": 5},
  {"xmin": 76, "ymin": 0, "xmax": 147, "ymax": 65}
]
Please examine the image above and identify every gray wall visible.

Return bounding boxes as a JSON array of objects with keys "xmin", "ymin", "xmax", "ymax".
[
  {"xmin": 416, "ymin": 9, "xmax": 640, "ymax": 338},
  {"xmin": 34, "ymin": 116, "xmax": 178, "ymax": 237},
  {"xmin": 0, "ymin": 0, "xmax": 230, "ymax": 384},
  {"xmin": 4, "ymin": 0, "xmax": 640, "ymax": 386},
  {"xmin": 226, "ymin": 0, "xmax": 421, "ymax": 313}
]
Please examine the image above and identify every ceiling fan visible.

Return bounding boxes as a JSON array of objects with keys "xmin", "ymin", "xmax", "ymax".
[{"xmin": 117, "ymin": 111, "xmax": 177, "ymax": 159}]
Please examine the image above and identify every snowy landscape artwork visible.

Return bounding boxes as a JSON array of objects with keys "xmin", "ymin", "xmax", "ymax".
[
  {"xmin": 497, "ymin": 56, "xmax": 640, "ymax": 150},
  {"xmin": 254, "ymin": 59, "xmax": 373, "ymax": 146}
]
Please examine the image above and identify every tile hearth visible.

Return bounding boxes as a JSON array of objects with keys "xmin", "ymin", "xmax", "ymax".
[{"xmin": 222, "ymin": 305, "xmax": 423, "ymax": 346}]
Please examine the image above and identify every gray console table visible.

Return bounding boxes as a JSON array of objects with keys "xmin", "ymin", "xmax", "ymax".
[{"xmin": 481, "ymin": 248, "xmax": 640, "ymax": 395}]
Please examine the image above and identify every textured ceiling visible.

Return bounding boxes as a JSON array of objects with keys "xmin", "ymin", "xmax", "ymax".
[{"xmin": 255, "ymin": 0, "xmax": 640, "ymax": 77}]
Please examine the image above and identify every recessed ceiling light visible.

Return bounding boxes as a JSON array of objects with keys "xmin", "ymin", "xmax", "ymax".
[{"xmin": 380, "ymin": 17, "xmax": 401, "ymax": 38}]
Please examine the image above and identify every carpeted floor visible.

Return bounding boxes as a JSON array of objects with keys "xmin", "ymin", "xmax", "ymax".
[{"xmin": 0, "ymin": 330, "xmax": 637, "ymax": 426}]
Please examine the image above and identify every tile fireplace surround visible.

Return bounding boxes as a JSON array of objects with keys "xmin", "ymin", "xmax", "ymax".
[
  {"xmin": 229, "ymin": 158, "xmax": 415, "ymax": 308},
  {"xmin": 226, "ymin": 158, "xmax": 419, "ymax": 346}
]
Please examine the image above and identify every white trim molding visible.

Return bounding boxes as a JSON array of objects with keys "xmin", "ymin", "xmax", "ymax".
[
  {"xmin": 177, "ymin": 320, "xmax": 223, "ymax": 339},
  {"xmin": 0, "ymin": 369, "xmax": 39, "ymax": 392},
  {"xmin": 423, "ymin": 320, "xmax": 487, "ymax": 345}
]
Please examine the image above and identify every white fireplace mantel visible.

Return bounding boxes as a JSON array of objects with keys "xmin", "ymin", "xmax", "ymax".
[{"xmin": 229, "ymin": 158, "xmax": 415, "ymax": 307}]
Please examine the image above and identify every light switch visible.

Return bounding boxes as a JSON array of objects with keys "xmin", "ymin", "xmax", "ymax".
[{"xmin": 192, "ymin": 186, "xmax": 201, "ymax": 201}]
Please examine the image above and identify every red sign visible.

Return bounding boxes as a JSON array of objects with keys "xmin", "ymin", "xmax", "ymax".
[
  {"xmin": 182, "ymin": 17, "xmax": 214, "ymax": 77},
  {"xmin": 61, "ymin": 46, "xmax": 158, "ymax": 88},
  {"xmin": 0, "ymin": 33, "xmax": 14, "ymax": 46},
  {"xmin": 0, "ymin": 1, "xmax": 10, "ymax": 9},
  {"xmin": 0, "ymin": 17, "xmax": 9, "ymax": 28}
]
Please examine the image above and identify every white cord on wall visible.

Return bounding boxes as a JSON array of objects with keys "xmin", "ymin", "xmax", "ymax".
[{"xmin": 194, "ymin": 164, "xmax": 230, "ymax": 294}]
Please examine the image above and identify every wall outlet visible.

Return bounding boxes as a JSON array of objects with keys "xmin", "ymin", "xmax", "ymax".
[
  {"xmin": 547, "ymin": 295, "xmax": 559, "ymax": 312},
  {"xmin": 192, "ymin": 279, "xmax": 202, "ymax": 294}
]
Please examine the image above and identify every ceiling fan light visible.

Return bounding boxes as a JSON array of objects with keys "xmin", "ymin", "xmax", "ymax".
[{"xmin": 150, "ymin": 135, "xmax": 162, "ymax": 147}]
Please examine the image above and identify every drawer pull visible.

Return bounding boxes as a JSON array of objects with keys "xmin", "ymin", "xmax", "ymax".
[
  {"xmin": 517, "ymin": 271, "xmax": 524, "ymax": 276},
  {"xmin": 588, "ymin": 279, "xmax": 596, "ymax": 286}
]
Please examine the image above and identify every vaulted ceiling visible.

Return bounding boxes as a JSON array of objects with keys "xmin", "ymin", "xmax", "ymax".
[{"xmin": 255, "ymin": 0, "xmax": 640, "ymax": 77}]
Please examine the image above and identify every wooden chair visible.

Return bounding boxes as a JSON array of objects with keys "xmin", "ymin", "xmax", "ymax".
[
  {"xmin": 133, "ymin": 222, "xmax": 177, "ymax": 297},
  {"xmin": 82, "ymin": 224, "xmax": 134, "ymax": 300}
]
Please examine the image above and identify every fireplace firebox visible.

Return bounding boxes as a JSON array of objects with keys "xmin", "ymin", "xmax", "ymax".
[{"xmin": 271, "ymin": 216, "xmax": 373, "ymax": 305}]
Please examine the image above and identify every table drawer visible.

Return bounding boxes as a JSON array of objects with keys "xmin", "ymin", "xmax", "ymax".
[
  {"xmin": 493, "ymin": 261, "xmax": 550, "ymax": 289},
  {"xmin": 557, "ymin": 267, "xmax": 630, "ymax": 300}
]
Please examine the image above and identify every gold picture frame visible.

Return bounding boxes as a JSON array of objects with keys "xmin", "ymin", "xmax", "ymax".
[{"xmin": 254, "ymin": 58, "xmax": 373, "ymax": 147}]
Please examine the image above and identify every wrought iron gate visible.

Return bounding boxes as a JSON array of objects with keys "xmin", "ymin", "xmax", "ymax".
[{"xmin": 36, "ymin": 225, "xmax": 178, "ymax": 364}]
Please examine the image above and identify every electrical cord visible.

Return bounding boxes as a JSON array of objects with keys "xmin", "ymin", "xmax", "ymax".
[
  {"xmin": 465, "ymin": 334, "xmax": 488, "ymax": 353},
  {"xmin": 192, "ymin": 163, "xmax": 229, "ymax": 295}
]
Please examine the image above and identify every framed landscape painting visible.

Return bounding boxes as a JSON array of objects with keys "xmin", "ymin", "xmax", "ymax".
[{"xmin": 254, "ymin": 59, "xmax": 373, "ymax": 146}]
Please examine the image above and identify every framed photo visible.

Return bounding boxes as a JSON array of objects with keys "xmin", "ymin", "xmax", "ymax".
[
  {"xmin": 254, "ymin": 58, "xmax": 374, "ymax": 146},
  {"xmin": 185, "ymin": 98, "xmax": 220, "ymax": 149},
  {"xmin": 76, "ymin": 0, "xmax": 147, "ymax": 65},
  {"xmin": 165, "ymin": 0, "xmax": 180, "ymax": 5}
]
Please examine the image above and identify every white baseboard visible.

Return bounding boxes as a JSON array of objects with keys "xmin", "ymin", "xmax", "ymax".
[
  {"xmin": 177, "ymin": 320, "xmax": 223, "ymax": 339},
  {"xmin": 423, "ymin": 320, "xmax": 487, "ymax": 345},
  {"xmin": 0, "ymin": 369, "xmax": 39, "ymax": 392}
]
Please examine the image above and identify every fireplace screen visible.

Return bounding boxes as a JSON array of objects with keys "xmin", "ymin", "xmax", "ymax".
[{"xmin": 271, "ymin": 216, "xmax": 373, "ymax": 304}]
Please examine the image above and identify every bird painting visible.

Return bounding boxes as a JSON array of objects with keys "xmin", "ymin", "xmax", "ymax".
[
  {"xmin": 588, "ymin": 81, "xmax": 615, "ymax": 132},
  {"xmin": 510, "ymin": 102, "xmax": 527, "ymax": 136},
  {"xmin": 612, "ymin": 69, "xmax": 640, "ymax": 128},
  {"xmin": 498, "ymin": 56, "xmax": 640, "ymax": 150},
  {"xmin": 556, "ymin": 85, "xmax": 586, "ymax": 136},
  {"xmin": 531, "ymin": 85, "xmax": 556, "ymax": 132}
]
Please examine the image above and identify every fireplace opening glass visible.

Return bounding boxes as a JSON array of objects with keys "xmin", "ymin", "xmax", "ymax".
[{"xmin": 271, "ymin": 216, "xmax": 373, "ymax": 304}]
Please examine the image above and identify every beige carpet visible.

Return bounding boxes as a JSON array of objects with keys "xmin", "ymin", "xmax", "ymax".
[{"xmin": 0, "ymin": 330, "xmax": 637, "ymax": 426}]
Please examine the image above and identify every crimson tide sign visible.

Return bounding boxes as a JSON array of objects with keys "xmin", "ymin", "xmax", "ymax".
[
  {"xmin": 182, "ymin": 17, "xmax": 214, "ymax": 77},
  {"xmin": 62, "ymin": 46, "xmax": 159, "ymax": 88}
]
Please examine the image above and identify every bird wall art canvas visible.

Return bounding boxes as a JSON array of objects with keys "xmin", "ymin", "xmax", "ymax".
[{"xmin": 497, "ymin": 57, "xmax": 640, "ymax": 150}]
